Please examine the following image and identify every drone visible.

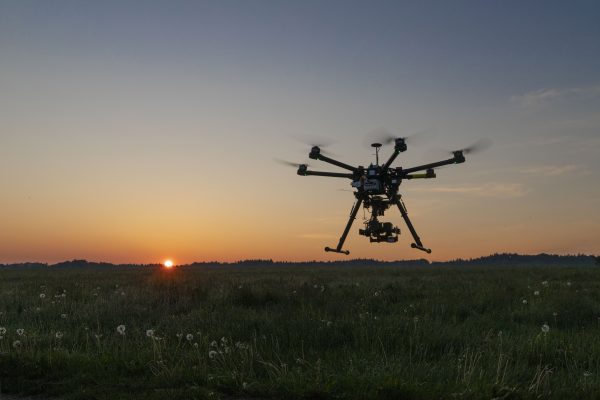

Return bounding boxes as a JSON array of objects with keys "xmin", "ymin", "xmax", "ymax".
[{"xmin": 280, "ymin": 133, "xmax": 490, "ymax": 255}]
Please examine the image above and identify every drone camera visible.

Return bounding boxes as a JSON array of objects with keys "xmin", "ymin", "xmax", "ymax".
[{"xmin": 359, "ymin": 219, "xmax": 400, "ymax": 242}]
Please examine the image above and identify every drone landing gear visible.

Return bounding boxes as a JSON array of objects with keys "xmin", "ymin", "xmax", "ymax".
[
  {"xmin": 394, "ymin": 196, "xmax": 432, "ymax": 254},
  {"xmin": 324, "ymin": 196, "xmax": 364, "ymax": 256}
]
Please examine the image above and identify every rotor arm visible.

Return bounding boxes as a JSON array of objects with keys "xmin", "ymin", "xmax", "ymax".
[
  {"xmin": 309, "ymin": 146, "xmax": 357, "ymax": 172},
  {"xmin": 325, "ymin": 195, "xmax": 364, "ymax": 255},
  {"xmin": 401, "ymin": 153, "xmax": 465, "ymax": 175},
  {"xmin": 382, "ymin": 138, "xmax": 408, "ymax": 170},
  {"xmin": 298, "ymin": 169, "xmax": 353, "ymax": 179}
]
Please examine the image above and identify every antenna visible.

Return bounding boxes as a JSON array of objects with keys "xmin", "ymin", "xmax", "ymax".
[{"xmin": 371, "ymin": 143, "xmax": 382, "ymax": 165}]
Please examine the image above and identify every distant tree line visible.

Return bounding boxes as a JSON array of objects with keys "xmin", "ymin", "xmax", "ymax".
[{"xmin": 1, "ymin": 253, "xmax": 598, "ymax": 269}]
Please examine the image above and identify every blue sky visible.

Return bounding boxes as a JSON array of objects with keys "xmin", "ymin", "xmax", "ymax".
[{"xmin": 1, "ymin": 1, "xmax": 599, "ymax": 262}]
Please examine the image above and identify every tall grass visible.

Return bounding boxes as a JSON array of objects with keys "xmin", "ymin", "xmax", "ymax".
[{"xmin": 1, "ymin": 265, "xmax": 600, "ymax": 399}]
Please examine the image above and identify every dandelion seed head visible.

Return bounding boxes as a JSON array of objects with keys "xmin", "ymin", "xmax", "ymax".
[
  {"xmin": 186, "ymin": 333, "xmax": 193, "ymax": 341},
  {"xmin": 16, "ymin": 328, "xmax": 25, "ymax": 336},
  {"xmin": 61, "ymin": 313, "xmax": 67, "ymax": 319},
  {"xmin": 541, "ymin": 323, "xmax": 550, "ymax": 333},
  {"xmin": 116, "ymin": 325, "xmax": 126, "ymax": 335},
  {"xmin": 208, "ymin": 350, "xmax": 218, "ymax": 359},
  {"xmin": 55, "ymin": 331, "xmax": 63, "ymax": 339},
  {"xmin": 12, "ymin": 340, "xmax": 21, "ymax": 349},
  {"xmin": 534, "ymin": 290, "xmax": 540, "ymax": 296},
  {"xmin": 522, "ymin": 299, "xmax": 528, "ymax": 305},
  {"xmin": 39, "ymin": 293, "xmax": 46, "ymax": 299},
  {"xmin": 0, "ymin": 327, "xmax": 6, "ymax": 335},
  {"xmin": 146, "ymin": 329, "xmax": 155, "ymax": 338}
]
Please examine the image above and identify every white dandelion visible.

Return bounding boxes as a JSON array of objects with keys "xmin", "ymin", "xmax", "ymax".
[
  {"xmin": 12, "ymin": 340, "xmax": 21, "ymax": 349},
  {"xmin": 194, "ymin": 342, "xmax": 199, "ymax": 348},
  {"xmin": 522, "ymin": 299, "xmax": 528, "ymax": 305},
  {"xmin": 55, "ymin": 331, "xmax": 64, "ymax": 339},
  {"xmin": 534, "ymin": 290, "xmax": 540, "ymax": 296},
  {"xmin": 176, "ymin": 333, "xmax": 183, "ymax": 339},
  {"xmin": 16, "ymin": 328, "xmax": 25, "ymax": 336},
  {"xmin": 0, "ymin": 327, "xmax": 6, "ymax": 335},
  {"xmin": 116, "ymin": 325, "xmax": 126, "ymax": 335},
  {"xmin": 186, "ymin": 333, "xmax": 193, "ymax": 341},
  {"xmin": 146, "ymin": 329, "xmax": 155, "ymax": 338},
  {"xmin": 39, "ymin": 293, "xmax": 46, "ymax": 299},
  {"xmin": 542, "ymin": 281, "xmax": 549, "ymax": 287},
  {"xmin": 541, "ymin": 323, "xmax": 550, "ymax": 334},
  {"xmin": 61, "ymin": 313, "xmax": 68, "ymax": 319},
  {"xmin": 209, "ymin": 350, "xmax": 218, "ymax": 359},
  {"xmin": 210, "ymin": 340, "xmax": 217, "ymax": 347}
]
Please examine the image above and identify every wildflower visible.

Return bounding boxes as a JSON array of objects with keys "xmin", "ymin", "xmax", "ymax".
[
  {"xmin": 12, "ymin": 340, "xmax": 21, "ymax": 349},
  {"xmin": 0, "ymin": 327, "xmax": 6, "ymax": 335},
  {"xmin": 584, "ymin": 371, "xmax": 592, "ymax": 377},
  {"xmin": 542, "ymin": 281, "xmax": 549, "ymax": 287},
  {"xmin": 522, "ymin": 299, "xmax": 528, "ymax": 305},
  {"xmin": 116, "ymin": 325, "xmax": 126, "ymax": 335},
  {"xmin": 39, "ymin": 293, "xmax": 46, "ymax": 299},
  {"xmin": 146, "ymin": 329, "xmax": 155, "ymax": 338},
  {"xmin": 567, "ymin": 281, "xmax": 572, "ymax": 286},
  {"xmin": 61, "ymin": 313, "xmax": 67, "ymax": 319},
  {"xmin": 374, "ymin": 291, "xmax": 380, "ymax": 297},
  {"xmin": 210, "ymin": 340, "xmax": 217, "ymax": 347},
  {"xmin": 186, "ymin": 333, "xmax": 193, "ymax": 341},
  {"xmin": 221, "ymin": 336, "xmax": 227, "ymax": 344},
  {"xmin": 55, "ymin": 331, "xmax": 64, "ymax": 339},
  {"xmin": 194, "ymin": 342, "xmax": 199, "ymax": 348},
  {"xmin": 60, "ymin": 293, "xmax": 66, "ymax": 298},
  {"xmin": 16, "ymin": 328, "xmax": 25, "ymax": 336},
  {"xmin": 209, "ymin": 350, "xmax": 218, "ymax": 359},
  {"xmin": 176, "ymin": 333, "xmax": 183, "ymax": 339},
  {"xmin": 534, "ymin": 290, "xmax": 540, "ymax": 296},
  {"xmin": 541, "ymin": 323, "xmax": 550, "ymax": 334}
]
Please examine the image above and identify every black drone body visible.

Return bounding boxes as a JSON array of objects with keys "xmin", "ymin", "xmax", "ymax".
[{"xmin": 294, "ymin": 137, "xmax": 471, "ymax": 255}]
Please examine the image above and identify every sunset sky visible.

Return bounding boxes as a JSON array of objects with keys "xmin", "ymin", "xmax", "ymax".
[{"xmin": 1, "ymin": 1, "xmax": 599, "ymax": 263}]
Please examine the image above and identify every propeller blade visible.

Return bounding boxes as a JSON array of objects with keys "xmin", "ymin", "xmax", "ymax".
[
  {"xmin": 461, "ymin": 138, "xmax": 493, "ymax": 154},
  {"xmin": 364, "ymin": 127, "xmax": 434, "ymax": 147},
  {"xmin": 291, "ymin": 134, "xmax": 336, "ymax": 152},
  {"xmin": 274, "ymin": 158, "xmax": 310, "ymax": 168}
]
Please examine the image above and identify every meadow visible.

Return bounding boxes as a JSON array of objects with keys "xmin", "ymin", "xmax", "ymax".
[{"xmin": 1, "ymin": 264, "xmax": 600, "ymax": 399}]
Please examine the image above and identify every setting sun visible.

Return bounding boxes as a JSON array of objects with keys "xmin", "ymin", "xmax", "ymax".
[{"xmin": 163, "ymin": 260, "xmax": 174, "ymax": 268}]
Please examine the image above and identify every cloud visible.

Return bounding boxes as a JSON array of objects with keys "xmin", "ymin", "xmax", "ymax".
[
  {"xmin": 410, "ymin": 183, "xmax": 528, "ymax": 198},
  {"xmin": 511, "ymin": 85, "xmax": 600, "ymax": 108},
  {"xmin": 297, "ymin": 233, "xmax": 337, "ymax": 240},
  {"xmin": 521, "ymin": 164, "xmax": 581, "ymax": 177}
]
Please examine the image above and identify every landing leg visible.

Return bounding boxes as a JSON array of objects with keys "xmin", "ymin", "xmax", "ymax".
[
  {"xmin": 325, "ymin": 196, "xmax": 364, "ymax": 255},
  {"xmin": 393, "ymin": 196, "xmax": 432, "ymax": 254}
]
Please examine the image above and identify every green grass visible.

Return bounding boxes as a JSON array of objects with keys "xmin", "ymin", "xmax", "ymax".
[{"xmin": 1, "ymin": 264, "xmax": 600, "ymax": 399}]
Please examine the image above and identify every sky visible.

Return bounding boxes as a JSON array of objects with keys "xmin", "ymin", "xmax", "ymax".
[{"xmin": 1, "ymin": 0, "xmax": 599, "ymax": 263}]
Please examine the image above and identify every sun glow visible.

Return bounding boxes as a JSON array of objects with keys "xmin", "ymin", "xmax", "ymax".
[{"xmin": 163, "ymin": 260, "xmax": 174, "ymax": 268}]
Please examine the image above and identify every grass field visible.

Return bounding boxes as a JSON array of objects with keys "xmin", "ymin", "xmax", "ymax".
[{"xmin": 1, "ymin": 264, "xmax": 600, "ymax": 399}]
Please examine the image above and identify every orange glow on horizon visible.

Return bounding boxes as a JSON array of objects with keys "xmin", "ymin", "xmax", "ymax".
[{"xmin": 163, "ymin": 260, "xmax": 174, "ymax": 268}]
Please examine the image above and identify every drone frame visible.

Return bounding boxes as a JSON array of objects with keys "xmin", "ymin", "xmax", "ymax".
[{"xmin": 296, "ymin": 139, "xmax": 466, "ymax": 255}]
